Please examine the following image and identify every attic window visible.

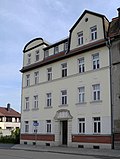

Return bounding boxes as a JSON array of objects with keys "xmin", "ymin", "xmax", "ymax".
[{"xmin": 85, "ymin": 18, "xmax": 88, "ymax": 22}]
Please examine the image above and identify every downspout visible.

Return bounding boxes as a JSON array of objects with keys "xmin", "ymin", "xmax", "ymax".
[{"xmin": 106, "ymin": 37, "xmax": 114, "ymax": 149}]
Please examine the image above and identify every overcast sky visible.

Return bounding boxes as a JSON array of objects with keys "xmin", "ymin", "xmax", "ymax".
[{"xmin": 0, "ymin": 0, "xmax": 120, "ymax": 112}]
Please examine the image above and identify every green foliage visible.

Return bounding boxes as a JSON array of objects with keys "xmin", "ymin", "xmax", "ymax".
[{"xmin": 0, "ymin": 128, "xmax": 20, "ymax": 144}]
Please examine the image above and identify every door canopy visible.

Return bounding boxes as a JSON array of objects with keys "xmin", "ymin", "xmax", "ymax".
[{"xmin": 54, "ymin": 109, "xmax": 73, "ymax": 120}]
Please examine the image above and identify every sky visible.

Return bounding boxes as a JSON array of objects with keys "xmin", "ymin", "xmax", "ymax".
[{"xmin": 0, "ymin": 0, "xmax": 120, "ymax": 112}]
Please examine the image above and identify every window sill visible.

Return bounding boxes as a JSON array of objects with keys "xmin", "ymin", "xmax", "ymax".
[
  {"xmin": 23, "ymin": 109, "xmax": 30, "ymax": 112},
  {"xmin": 58, "ymin": 104, "xmax": 68, "ymax": 107},
  {"xmin": 75, "ymin": 102, "xmax": 87, "ymax": 106},
  {"xmin": 32, "ymin": 108, "xmax": 39, "ymax": 111},
  {"xmin": 90, "ymin": 100, "xmax": 102, "ymax": 104},
  {"xmin": 44, "ymin": 106, "xmax": 53, "ymax": 109}
]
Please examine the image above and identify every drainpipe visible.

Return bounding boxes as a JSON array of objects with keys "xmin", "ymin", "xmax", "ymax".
[{"xmin": 106, "ymin": 38, "xmax": 114, "ymax": 149}]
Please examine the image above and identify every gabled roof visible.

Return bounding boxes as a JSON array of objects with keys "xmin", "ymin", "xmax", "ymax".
[
  {"xmin": 0, "ymin": 107, "xmax": 20, "ymax": 117},
  {"xmin": 70, "ymin": 10, "xmax": 108, "ymax": 32}
]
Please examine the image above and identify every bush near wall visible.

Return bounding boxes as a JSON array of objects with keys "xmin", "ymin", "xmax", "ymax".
[{"xmin": 0, "ymin": 128, "xmax": 20, "ymax": 144}]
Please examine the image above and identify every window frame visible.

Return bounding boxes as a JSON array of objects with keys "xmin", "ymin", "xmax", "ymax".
[
  {"xmin": 61, "ymin": 90, "xmax": 67, "ymax": 105},
  {"xmin": 47, "ymin": 67, "xmax": 52, "ymax": 81},
  {"xmin": 78, "ymin": 57, "xmax": 85, "ymax": 73},
  {"xmin": 34, "ymin": 95, "xmax": 38, "ymax": 109},
  {"xmin": 34, "ymin": 71, "xmax": 39, "ymax": 84},
  {"xmin": 25, "ymin": 97, "xmax": 29, "ymax": 110},
  {"xmin": 78, "ymin": 87, "xmax": 85, "ymax": 103},
  {"xmin": 46, "ymin": 93, "xmax": 52, "ymax": 107},
  {"xmin": 26, "ymin": 74, "xmax": 30, "ymax": 87},
  {"xmin": 44, "ymin": 50, "xmax": 49, "ymax": 58},
  {"xmin": 77, "ymin": 31, "xmax": 83, "ymax": 45},
  {"xmin": 92, "ymin": 84, "xmax": 100, "ymax": 101},
  {"xmin": 91, "ymin": 25, "xmax": 97, "ymax": 40},
  {"xmin": 25, "ymin": 121, "xmax": 29, "ymax": 133},
  {"xmin": 27, "ymin": 53, "xmax": 31, "ymax": 65},
  {"xmin": 46, "ymin": 120, "xmax": 51, "ymax": 133},
  {"xmin": 61, "ymin": 63, "xmax": 67, "ymax": 77},
  {"xmin": 35, "ymin": 50, "xmax": 40, "ymax": 61},
  {"xmin": 54, "ymin": 46, "xmax": 59, "ymax": 54},
  {"xmin": 92, "ymin": 53, "xmax": 100, "ymax": 70},
  {"xmin": 93, "ymin": 117, "xmax": 101, "ymax": 134},
  {"xmin": 78, "ymin": 118, "xmax": 85, "ymax": 134}
]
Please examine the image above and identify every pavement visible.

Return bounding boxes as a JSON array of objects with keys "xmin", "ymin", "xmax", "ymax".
[{"xmin": 11, "ymin": 144, "xmax": 120, "ymax": 158}]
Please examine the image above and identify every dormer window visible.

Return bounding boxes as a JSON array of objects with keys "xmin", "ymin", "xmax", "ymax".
[
  {"xmin": 64, "ymin": 42, "xmax": 68, "ymax": 51},
  {"xmin": 44, "ymin": 50, "xmax": 49, "ymax": 58},
  {"xmin": 54, "ymin": 46, "xmax": 59, "ymax": 54},
  {"xmin": 77, "ymin": 31, "xmax": 83, "ymax": 45},
  {"xmin": 35, "ymin": 50, "xmax": 39, "ymax": 61},
  {"xmin": 27, "ymin": 53, "xmax": 31, "ymax": 65},
  {"xmin": 91, "ymin": 25, "xmax": 97, "ymax": 40}
]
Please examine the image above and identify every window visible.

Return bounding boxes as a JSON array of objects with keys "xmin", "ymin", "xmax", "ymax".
[
  {"xmin": 35, "ymin": 50, "xmax": 39, "ymax": 61},
  {"xmin": 77, "ymin": 31, "xmax": 83, "ymax": 45},
  {"xmin": 47, "ymin": 67, "xmax": 52, "ymax": 81},
  {"xmin": 61, "ymin": 90, "xmax": 67, "ymax": 105},
  {"xmin": 27, "ymin": 53, "xmax": 31, "ymax": 65},
  {"xmin": 61, "ymin": 63, "xmax": 67, "ymax": 77},
  {"xmin": 78, "ymin": 118, "xmax": 85, "ymax": 134},
  {"xmin": 6, "ymin": 117, "xmax": 12, "ymax": 122},
  {"xmin": 64, "ymin": 42, "xmax": 68, "ymax": 51},
  {"xmin": 26, "ymin": 74, "xmax": 30, "ymax": 87},
  {"xmin": 54, "ymin": 46, "xmax": 59, "ymax": 54},
  {"xmin": 25, "ymin": 97, "xmax": 29, "ymax": 110},
  {"xmin": 25, "ymin": 121, "xmax": 29, "ymax": 133},
  {"xmin": 93, "ymin": 117, "xmax": 101, "ymax": 134},
  {"xmin": 34, "ymin": 95, "xmax": 38, "ymax": 109},
  {"xmin": 92, "ymin": 53, "xmax": 99, "ymax": 69},
  {"xmin": 46, "ymin": 93, "xmax": 52, "ymax": 107},
  {"xmin": 44, "ymin": 50, "xmax": 49, "ymax": 58},
  {"xmin": 34, "ymin": 71, "xmax": 39, "ymax": 84},
  {"xmin": 92, "ymin": 84, "xmax": 100, "ymax": 101},
  {"xmin": 91, "ymin": 26, "xmax": 97, "ymax": 40},
  {"xmin": 78, "ymin": 87, "xmax": 85, "ymax": 103},
  {"xmin": 78, "ymin": 57, "xmax": 85, "ymax": 73},
  {"xmin": 0, "ymin": 117, "xmax": 3, "ymax": 122},
  {"xmin": 46, "ymin": 120, "xmax": 51, "ymax": 133}
]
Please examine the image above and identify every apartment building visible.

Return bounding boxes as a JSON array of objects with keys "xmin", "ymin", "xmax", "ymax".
[
  {"xmin": 20, "ymin": 10, "xmax": 114, "ymax": 149},
  {"xmin": 0, "ymin": 104, "xmax": 20, "ymax": 136}
]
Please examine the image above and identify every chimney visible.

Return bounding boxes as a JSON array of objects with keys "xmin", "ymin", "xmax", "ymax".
[
  {"xmin": 7, "ymin": 103, "xmax": 10, "ymax": 111},
  {"xmin": 117, "ymin": 8, "xmax": 120, "ymax": 18}
]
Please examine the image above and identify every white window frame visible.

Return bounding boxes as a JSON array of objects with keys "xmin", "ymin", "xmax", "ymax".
[
  {"xmin": 91, "ymin": 25, "xmax": 97, "ymax": 40},
  {"xmin": 34, "ymin": 95, "xmax": 38, "ymax": 109},
  {"xmin": 34, "ymin": 71, "xmax": 39, "ymax": 84},
  {"xmin": 77, "ymin": 31, "xmax": 83, "ymax": 45},
  {"xmin": 78, "ymin": 87, "xmax": 85, "ymax": 103},
  {"xmin": 44, "ymin": 50, "xmax": 49, "ymax": 58},
  {"xmin": 35, "ymin": 50, "xmax": 39, "ymax": 61},
  {"xmin": 61, "ymin": 63, "xmax": 67, "ymax": 77},
  {"xmin": 54, "ymin": 46, "xmax": 59, "ymax": 54},
  {"xmin": 47, "ymin": 67, "xmax": 52, "ymax": 81},
  {"xmin": 25, "ymin": 121, "xmax": 29, "ymax": 133},
  {"xmin": 27, "ymin": 53, "xmax": 31, "ymax": 65},
  {"xmin": 78, "ymin": 57, "xmax": 85, "ymax": 73},
  {"xmin": 64, "ymin": 42, "xmax": 68, "ymax": 51},
  {"xmin": 93, "ymin": 117, "xmax": 101, "ymax": 134},
  {"xmin": 92, "ymin": 53, "xmax": 99, "ymax": 70},
  {"xmin": 26, "ymin": 74, "xmax": 30, "ymax": 87},
  {"xmin": 92, "ymin": 84, "xmax": 100, "ymax": 101},
  {"xmin": 46, "ymin": 93, "xmax": 52, "ymax": 107},
  {"xmin": 46, "ymin": 120, "xmax": 51, "ymax": 133},
  {"xmin": 61, "ymin": 90, "xmax": 67, "ymax": 105},
  {"xmin": 25, "ymin": 97, "xmax": 29, "ymax": 110},
  {"xmin": 78, "ymin": 118, "xmax": 85, "ymax": 134}
]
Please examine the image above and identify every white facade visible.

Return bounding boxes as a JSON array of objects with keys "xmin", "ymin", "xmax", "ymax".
[{"xmin": 20, "ymin": 10, "xmax": 112, "ymax": 149}]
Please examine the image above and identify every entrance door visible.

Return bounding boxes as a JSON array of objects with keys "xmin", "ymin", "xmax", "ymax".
[{"xmin": 61, "ymin": 120, "xmax": 68, "ymax": 145}]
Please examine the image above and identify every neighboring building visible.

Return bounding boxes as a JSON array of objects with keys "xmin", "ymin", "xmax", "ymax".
[
  {"xmin": 20, "ymin": 9, "xmax": 120, "ymax": 149},
  {"xmin": 108, "ymin": 8, "xmax": 120, "ymax": 149},
  {"xmin": 0, "ymin": 104, "xmax": 21, "ymax": 136}
]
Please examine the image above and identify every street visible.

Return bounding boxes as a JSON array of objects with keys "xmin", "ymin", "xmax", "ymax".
[{"xmin": 0, "ymin": 148, "xmax": 118, "ymax": 159}]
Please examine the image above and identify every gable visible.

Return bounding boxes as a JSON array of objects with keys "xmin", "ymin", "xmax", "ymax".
[{"xmin": 69, "ymin": 10, "xmax": 109, "ymax": 51}]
